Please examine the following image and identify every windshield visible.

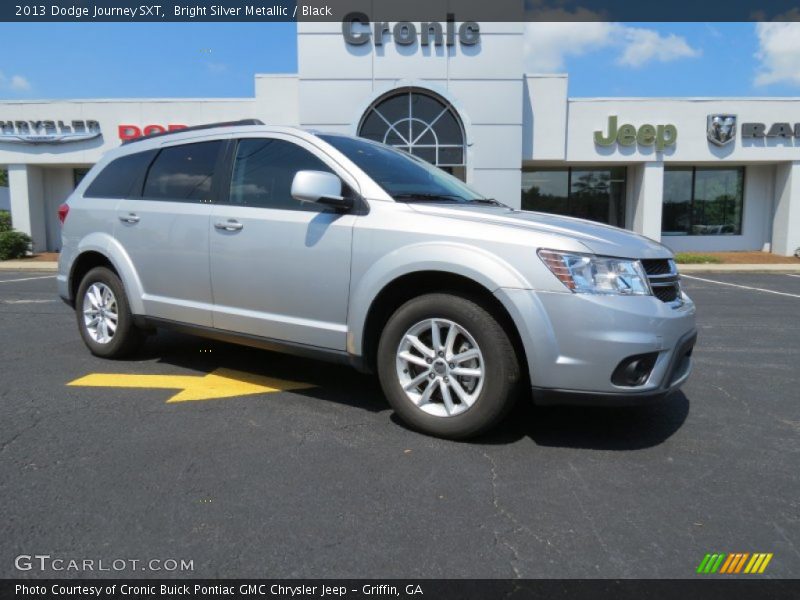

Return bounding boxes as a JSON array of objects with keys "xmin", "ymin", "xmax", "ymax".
[{"xmin": 318, "ymin": 134, "xmax": 486, "ymax": 203}]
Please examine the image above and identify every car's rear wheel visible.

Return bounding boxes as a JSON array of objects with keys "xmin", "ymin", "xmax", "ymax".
[
  {"xmin": 377, "ymin": 293, "xmax": 520, "ymax": 439},
  {"xmin": 76, "ymin": 266, "xmax": 144, "ymax": 358}
]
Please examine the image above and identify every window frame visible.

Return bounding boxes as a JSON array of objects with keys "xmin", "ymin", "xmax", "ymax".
[{"xmin": 662, "ymin": 166, "xmax": 745, "ymax": 237}]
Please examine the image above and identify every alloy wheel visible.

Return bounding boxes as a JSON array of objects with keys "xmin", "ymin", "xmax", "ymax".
[
  {"xmin": 395, "ymin": 318, "xmax": 485, "ymax": 417},
  {"xmin": 82, "ymin": 282, "xmax": 118, "ymax": 344}
]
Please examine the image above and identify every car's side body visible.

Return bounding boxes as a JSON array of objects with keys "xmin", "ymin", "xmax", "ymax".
[{"xmin": 59, "ymin": 124, "xmax": 696, "ymax": 419}]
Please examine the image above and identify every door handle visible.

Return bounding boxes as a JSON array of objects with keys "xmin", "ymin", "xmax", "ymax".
[
  {"xmin": 119, "ymin": 213, "xmax": 140, "ymax": 224},
  {"xmin": 214, "ymin": 219, "xmax": 244, "ymax": 232}
]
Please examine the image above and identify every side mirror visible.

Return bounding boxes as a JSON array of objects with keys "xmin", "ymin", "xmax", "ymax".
[{"xmin": 291, "ymin": 170, "xmax": 352, "ymax": 210}]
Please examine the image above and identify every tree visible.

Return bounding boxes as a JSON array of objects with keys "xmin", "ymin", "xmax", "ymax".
[
  {"xmin": 570, "ymin": 172, "xmax": 609, "ymax": 197},
  {"xmin": 0, "ymin": 169, "xmax": 7, "ymax": 187}
]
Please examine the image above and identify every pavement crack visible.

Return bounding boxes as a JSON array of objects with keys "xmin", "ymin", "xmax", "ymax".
[
  {"xmin": 0, "ymin": 414, "xmax": 43, "ymax": 455},
  {"xmin": 481, "ymin": 449, "xmax": 547, "ymax": 578},
  {"xmin": 565, "ymin": 461, "xmax": 627, "ymax": 574}
]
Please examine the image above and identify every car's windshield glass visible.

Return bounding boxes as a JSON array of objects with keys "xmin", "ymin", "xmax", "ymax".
[{"xmin": 318, "ymin": 134, "xmax": 485, "ymax": 203}]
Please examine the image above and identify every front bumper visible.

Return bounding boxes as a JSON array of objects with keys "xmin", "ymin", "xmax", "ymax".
[
  {"xmin": 532, "ymin": 329, "xmax": 696, "ymax": 405},
  {"xmin": 495, "ymin": 287, "xmax": 697, "ymax": 405}
]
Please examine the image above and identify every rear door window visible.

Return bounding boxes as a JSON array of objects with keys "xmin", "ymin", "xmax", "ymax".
[
  {"xmin": 142, "ymin": 141, "xmax": 223, "ymax": 202},
  {"xmin": 84, "ymin": 150, "xmax": 156, "ymax": 199}
]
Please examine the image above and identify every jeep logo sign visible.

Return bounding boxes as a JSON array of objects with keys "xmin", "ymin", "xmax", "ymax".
[
  {"xmin": 594, "ymin": 116, "xmax": 677, "ymax": 152},
  {"xmin": 343, "ymin": 12, "xmax": 480, "ymax": 47}
]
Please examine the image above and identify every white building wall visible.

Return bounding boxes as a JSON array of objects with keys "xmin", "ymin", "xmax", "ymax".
[
  {"xmin": 523, "ymin": 74, "xmax": 567, "ymax": 161},
  {"xmin": 772, "ymin": 162, "xmax": 800, "ymax": 256},
  {"xmin": 253, "ymin": 75, "xmax": 300, "ymax": 126},
  {"xmin": 0, "ymin": 185, "xmax": 9, "ymax": 211},
  {"xmin": 629, "ymin": 162, "xmax": 664, "ymax": 242},
  {"xmin": 8, "ymin": 165, "xmax": 46, "ymax": 252},
  {"xmin": 296, "ymin": 21, "xmax": 525, "ymax": 206}
]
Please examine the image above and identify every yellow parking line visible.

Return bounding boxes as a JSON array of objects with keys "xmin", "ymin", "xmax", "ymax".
[{"xmin": 68, "ymin": 368, "xmax": 314, "ymax": 403}]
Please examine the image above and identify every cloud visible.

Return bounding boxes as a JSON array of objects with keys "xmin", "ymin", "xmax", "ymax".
[
  {"xmin": 754, "ymin": 22, "xmax": 800, "ymax": 87},
  {"xmin": 616, "ymin": 29, "xmax": 700, "ymax": 68},
  {"xmin": 9, "ymin": 75, "xmax": 31, "ymax": 91},
  {"xmin": 524, "ymin": 19, "xmax": 701, "ymax": 72},
  {"xmin": 524, "ymin": 21, "xmax": 617, "ymax": 72},
  {"xmin": 0, "ymin": 71, "xmax": 32, "ymax": 93}
]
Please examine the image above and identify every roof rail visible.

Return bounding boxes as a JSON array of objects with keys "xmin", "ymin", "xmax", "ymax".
[{"xmin": 121, "ymin": 119, "xmax": 265, "ymax": 145}]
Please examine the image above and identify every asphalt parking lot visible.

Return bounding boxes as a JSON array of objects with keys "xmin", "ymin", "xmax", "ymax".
[{"xmin": 0, "ymin": 271, "xmax": 798, "ymax": 579}]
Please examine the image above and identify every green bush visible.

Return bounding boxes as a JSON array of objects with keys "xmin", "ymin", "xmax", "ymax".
[
  {"xmin": 674, "ymin": 252, "xmax": 723, "ymax": 264},
  {"xmin": 0, "ymin": 230, "xmax": 32, "ymax": 260},
  {"xmin": 0, "ymin": 210, "xmax": 11, "ymax": 233}
]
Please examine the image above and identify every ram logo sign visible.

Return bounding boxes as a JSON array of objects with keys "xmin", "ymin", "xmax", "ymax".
[{"xmin": 707, "ymin": 114, "xmax": 737, "ymax": 146}]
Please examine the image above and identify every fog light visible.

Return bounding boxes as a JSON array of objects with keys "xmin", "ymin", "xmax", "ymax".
[{"xmin": 611, "ymin": 352, "xmax": 659, "ymax": 387}]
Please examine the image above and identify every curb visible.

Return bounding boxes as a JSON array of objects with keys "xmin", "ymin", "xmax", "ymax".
[
  {"xmin": 678, "ymin": 263, "xmax": 800, "ymax": 273},
  {"xmin": 0, "ymin": 261, "xmax": 58, "ymax": 272}
]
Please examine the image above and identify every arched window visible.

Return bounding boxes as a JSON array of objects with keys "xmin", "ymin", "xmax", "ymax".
[{"xmin": 358, "ymin": 89, "xmax": 466, "ymax": 178}]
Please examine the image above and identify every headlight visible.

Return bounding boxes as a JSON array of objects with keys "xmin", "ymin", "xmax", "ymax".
[{"xmin": 538, "ymin": 249, "xmax": 652, "ymax": 296}]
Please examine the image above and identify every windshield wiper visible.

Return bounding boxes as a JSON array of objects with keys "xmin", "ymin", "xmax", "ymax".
[
  {"xmin": 392, "ymin": 193, "xmax": 465, "ymax": 202},
  {"xmin": 466, "ymin": 198, "xmax": 512, "ymax": 208},
  {"xmin": 392, "ymin": 193, "xmax": 511, "ymax": 208}
]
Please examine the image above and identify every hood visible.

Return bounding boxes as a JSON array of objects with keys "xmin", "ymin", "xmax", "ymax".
[{"xmin": 407, "ymin": 203, "xmax": 673, "ymax": 259}]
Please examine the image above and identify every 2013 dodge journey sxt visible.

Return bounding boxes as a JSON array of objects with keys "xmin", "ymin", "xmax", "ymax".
[{"xmin": 58, "ymin": 120, "xmax": 697, "ymax": 439}]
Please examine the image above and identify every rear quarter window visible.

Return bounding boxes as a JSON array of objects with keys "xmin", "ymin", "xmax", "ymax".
[{"xmin": 84, "ymin": 150, "xmax": 156, "ymax": 199}]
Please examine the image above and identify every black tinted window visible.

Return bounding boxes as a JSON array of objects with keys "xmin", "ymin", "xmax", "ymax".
[
  {"xmin": 142, "ymin": 141, "xmax": 222, "ymax": 201},
  {"xmin": 84, "ymin": 150, "xmax": 155, "ymax": 199},
  {"xmin": 229, "ymin": 138, "xmax": 334, "ymax": 210}
]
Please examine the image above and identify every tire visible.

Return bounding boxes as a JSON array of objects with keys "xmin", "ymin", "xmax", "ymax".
[
  {"xmin": 377, "ymin": 293, "xmax": 520, "ymax": 440},
  {"xmin": 75, "ymin": 266, "xmax": 144, "ymax": 358}
]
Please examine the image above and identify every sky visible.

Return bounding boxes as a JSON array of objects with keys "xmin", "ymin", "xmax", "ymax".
[{"xmin": 2, "ymin": 22, "xmax": 800, "ymax": 99}]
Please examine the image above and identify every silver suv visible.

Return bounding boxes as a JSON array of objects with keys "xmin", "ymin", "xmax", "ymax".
[{"xmin": 58, "ymin": 121, "xmax": 696, "ymax": 439}]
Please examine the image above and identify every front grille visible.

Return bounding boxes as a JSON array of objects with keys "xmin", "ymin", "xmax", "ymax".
[
  {"xmin": 653, "ymin": 284, "xmax": 680, "ymax": 302},
  {"xmin": 642, "ymin": 258, "xmax": 682, "ymax": 304},
  {"xmin": 641, "ymin": 259, "xmax": 673, "ymax": 276}
]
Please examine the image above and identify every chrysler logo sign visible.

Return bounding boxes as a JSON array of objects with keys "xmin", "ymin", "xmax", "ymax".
[
  {"xmin": 0, "ymin": 120, "xmax": 101, "ymax": 144},
  {"xmin": 707, "ymin": 114, "xmax": 737, "ymax": 146}
]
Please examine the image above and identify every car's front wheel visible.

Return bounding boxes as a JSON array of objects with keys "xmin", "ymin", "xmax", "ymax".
[
  {"xmin": 75, "ymin": 266, "xmax": 144, "ymax": 358},
  {"xmin": 377, "ymin": 293, "xmax": 520, "ymax": 439}
]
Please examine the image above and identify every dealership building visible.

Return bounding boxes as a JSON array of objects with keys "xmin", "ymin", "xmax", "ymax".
[{"xmin": 1, "ymin": 21, "xmax": 799, "ymax": 256}]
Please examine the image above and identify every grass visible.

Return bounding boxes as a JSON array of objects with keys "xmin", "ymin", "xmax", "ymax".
[{"xmin": 674, "ymin": 252, "xmax": 723, "ymax": 264}]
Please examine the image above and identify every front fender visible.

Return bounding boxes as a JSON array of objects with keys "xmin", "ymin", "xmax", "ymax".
[
  {"xmin": 71, "ymin": 233, "xmax": 145, "ymax": 315},
  {"xmin": 347, "ymin": 242, "xmax": 530, "ymax": 356}
]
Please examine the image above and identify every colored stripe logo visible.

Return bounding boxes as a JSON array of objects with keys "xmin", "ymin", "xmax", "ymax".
[{"xmin": 697, "ymin": 553, "xmax": 773, "ymax": 574}]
